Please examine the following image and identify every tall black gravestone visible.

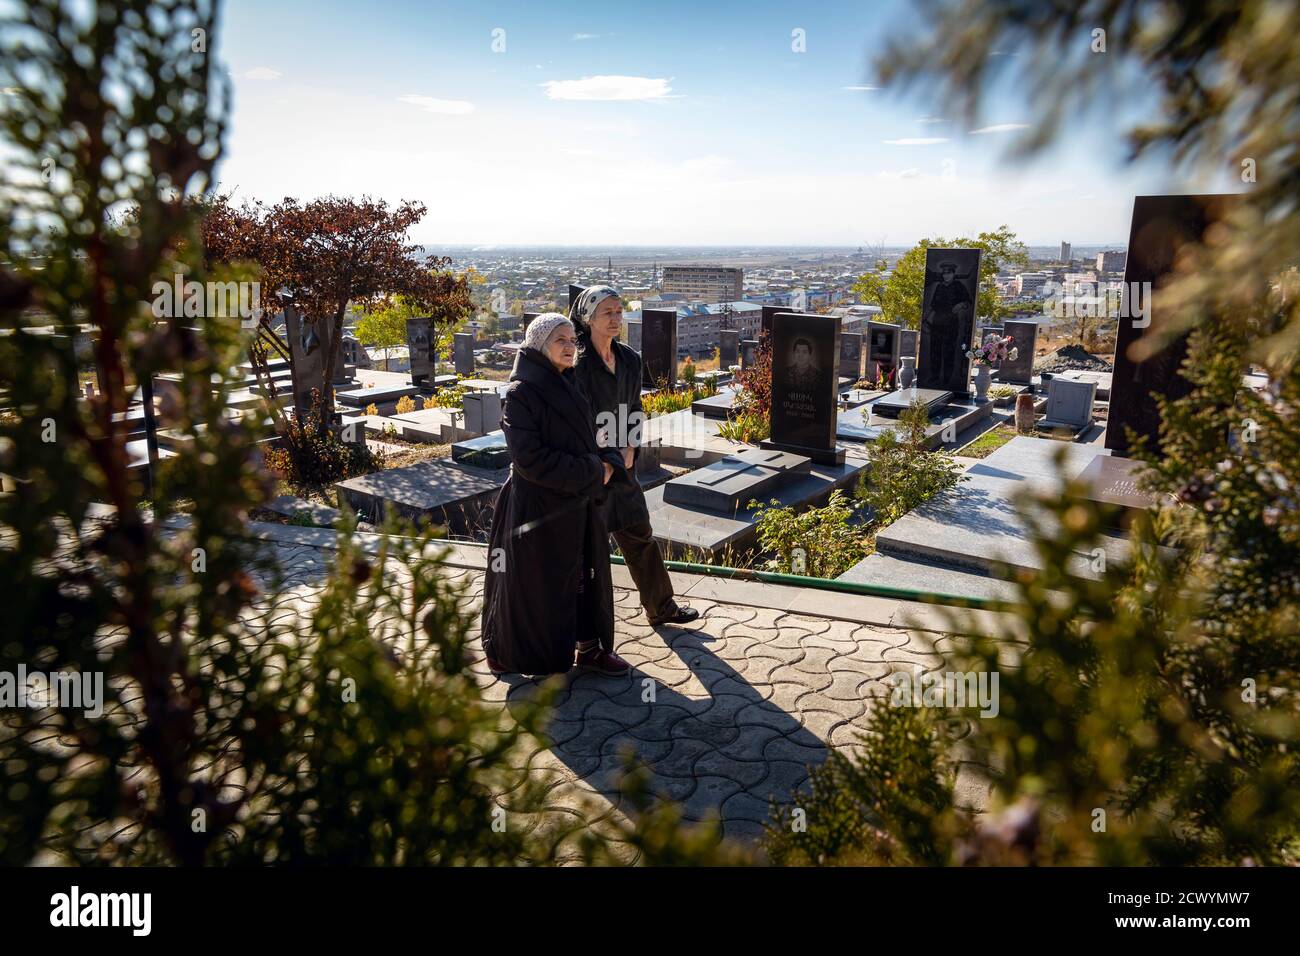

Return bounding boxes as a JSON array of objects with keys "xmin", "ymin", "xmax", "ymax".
[
  {"xmin": 453, "ymin": 332, "xmax": 475, "ymax": 376},
  {"xmin": 760, "ymin": 313, "xmax": 845, "ymax": 465},
  {"xmin": 522, "ymin": 311, "xmax": 540, "ymax": 330},
  {"xmin": 898, "ymin": 328, "xmax": 918, "ymax": 362},
  {"xmin": 1106, "ymin": 194, "xmax": 1233, "ymax": 456},
  {"xmin": 568, "ymin": 284, "xmax": 587, "ymax": 312},
  {"xmin": 840, "ymin": 331, "xmax": 863, "ymax": 381},
  {"xmin": 917, "ymin": 248, "xmax": 981, "ymax": 395},
  {"xmin": 720, "ymin": 329, "xmax": 740, "ymax": 367},
  {"xmin": 285, "ymin": 303, "xmax": 332, "ymax": 419},
  {"xmin": 641, "ymin": 308, "xmax": 677, "ymax": 389},
  {"xmin": 740, "ymin": 339, "xmax": 757, "ymax": 369},
  {"xmin": 866, "ymin": 321, "xmax": 900, "ymax": 382},
  {"xmin": 998, "ymin": 318, "xmax": 1037, "ymax": 385},
  {"xmin": 406, "ymin": 316, "xmax": 432, "ymax": 390}
]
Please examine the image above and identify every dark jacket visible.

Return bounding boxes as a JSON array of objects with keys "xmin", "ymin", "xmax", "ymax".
[
  {"xmin": 572, "ymin": 334, "xmax": 651, "ymax": 533},
  {"xmin": 481, "ymin": 347, "xmax": 629, "ymax": 674}
]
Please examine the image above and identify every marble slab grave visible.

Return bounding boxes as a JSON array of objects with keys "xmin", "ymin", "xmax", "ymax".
[
  {"xmin": 870, "ymin": 387, "xmax": 953, "ymax": 418},
  {"xmin": 662, "ymin": 448, "xmax": 812, "ymax": 514},
  {"xmin": 336, "ymin": 384, "xmax": 420, "ymax": 408}
]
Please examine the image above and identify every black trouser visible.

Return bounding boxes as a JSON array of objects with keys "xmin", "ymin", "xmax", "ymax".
[{"xmin": 612, "ymin": 519, "xmax": 675, "ymax": 620}]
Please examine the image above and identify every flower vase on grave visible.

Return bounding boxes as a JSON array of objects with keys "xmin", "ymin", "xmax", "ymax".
[
  {"xmin": 974, "ymin": 364, "xmax": 992, "ymax": 401},
  {"xmin": 899, "ymin": 356, "xmax": 915, "ymax": 389}
]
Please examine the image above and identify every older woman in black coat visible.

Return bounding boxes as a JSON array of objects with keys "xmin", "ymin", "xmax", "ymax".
[{"xmin": 480, "ymin": 314, "xmax": 633, "ymax": 676}]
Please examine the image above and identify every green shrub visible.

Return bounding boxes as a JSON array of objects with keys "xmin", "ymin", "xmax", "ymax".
[
  {"xmin": 749, "ymin": 488, "xmax": 867, "ymax": 578},
  {"xmin": 642, "ymin": 382, "xmax": 715, "ymax": 419},
  {"xmin": 855, "ymin": 400, "xmax": 964, "ymax": 528},
  {"xmin": 716, "ymin": 407, "xmax": 770, "ymax": 443},
  {"xmin": 430, "ymin": 383, "xmax": 468, "ymax": 408}
]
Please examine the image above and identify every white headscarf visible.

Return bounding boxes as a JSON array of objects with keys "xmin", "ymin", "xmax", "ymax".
[{"xmin": 521, "ymin": 312, "xmax": 573, "ymax": 352}]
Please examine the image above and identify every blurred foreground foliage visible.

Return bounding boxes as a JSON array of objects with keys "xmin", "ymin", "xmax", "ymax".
[{"xmin": 0, "ymin": 0, "xmax": 737, "ymax": 866}]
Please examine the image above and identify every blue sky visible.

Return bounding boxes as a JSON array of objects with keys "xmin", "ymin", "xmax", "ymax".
[{"xmin": 215, "ymin": 0, "xmax": 1229, "ymax": 247}]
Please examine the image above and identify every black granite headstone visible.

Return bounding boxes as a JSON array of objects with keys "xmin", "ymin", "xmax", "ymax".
[
  {"xmin": 522, "ymin": 311, "xmax": 540, "ymax": 330},
  {"xmin": 568, "ymin": 284, "xmax": 586, "ymax": 312},
  {"xmin": 285, "ymin": 303, "xmax": 329, "ymax": 417},
  {"xmin": 998, "ymin": 319, "xmax": 1037, "ymax": 384},
  {"xmin": 759, "ymin": 312, "xmax": 845, "ymax": 465},
  {"xmin": 740, "ymin": 339, "xmax": 757, "ymax": 370},
  {"xmin": 625, "ymin": 318, "xmax": 642, "ymax": 351},
  {"xmin": 866, "ymin": 321, "xmax": 900, "ymax": 381},
  {"xmin": 406, "ymin": 316, "xmax": 432, "ymax": 389},
  {"xmin": 917, "ymin": 248, "xmax": 981, "ymax": 395},
  {"xmin": 1106, "ymin": 194, "xmax": 1234, "ymax": 456},
  {"xmin": 840, "ymin": 331, "xmax": 863, "ymax": 381},
  {"xmin": 641, "ymin": 308, "xmax": 677, "ymax": 389},
  {"xmin": 720, "ymin": 329, "xmax": 740, "ymax": 367},
  {"xmin": 453, "ymin": 332, "xmax": 474, "ymax": 376},
  {"xmin": 898, "ymin": 328, "xmax": 918, "ymax": 361}
]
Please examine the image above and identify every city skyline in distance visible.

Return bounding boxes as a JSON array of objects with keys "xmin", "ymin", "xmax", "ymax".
[{"xmin": 219, "ymin": 0, "xmax": 1237, "ymax": 246}]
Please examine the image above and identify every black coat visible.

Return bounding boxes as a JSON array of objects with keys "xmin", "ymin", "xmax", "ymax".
[
  {"xmin": 481, "ymin": 347, "xmax": 629, "ymax": 674},
  {"xmin": 572, "ymin": 335, "xmax": 652, "ymax": 533}
]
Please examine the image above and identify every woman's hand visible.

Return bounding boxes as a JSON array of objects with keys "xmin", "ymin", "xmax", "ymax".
[
  {"xmin": 602, "ymin": 461, "xmax": 614, "ymax": 484},
  {"xmin": 621, "ymin": 446, "xmax": 634, "ymax": 470}
]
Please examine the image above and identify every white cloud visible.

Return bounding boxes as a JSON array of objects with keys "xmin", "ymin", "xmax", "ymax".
[
  {"xmin": 572, "ymin": 33, "xmax": 601, "ymax": 40},
  {"xmin": 397, "ymin": 94, "xmax": 476, "ymax": 115},
  {"xmin": 843, "ymin": 85, "xmax": 880, "ymax": 91},
  {"xmin": 543, "ymin": 75, "xmax": 674, "ymax": 101},
  {"xmin": 883, "ymin": 137, "xmax": 949, "ymax": 146},
  {"xmin": 242, "ymin": 67, "xmax": 282, "ymax": 81},
  {"xmin": 917, "ymin": 116, "xmax": 947, "ymax": 125},
  {"xmin": 970, "ymin": 123, "xmax": 1030, "ymax": 134}
]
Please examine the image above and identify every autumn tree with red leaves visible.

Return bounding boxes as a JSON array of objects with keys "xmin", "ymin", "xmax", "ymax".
[{"xmin": 202, "ymin": 194, "xmax": 472, "ymax": 414}]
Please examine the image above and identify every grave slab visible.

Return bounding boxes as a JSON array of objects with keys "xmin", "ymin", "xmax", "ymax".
[
  {"xmin": 451, "ymin": 430, "xmax": 510, "ymax": 469},
  {"xmin": 662, "ymin": 448, "xmax": 812, "ymax": 514},
  {"xmin": 334, "ymin": 457, "xmax": 507, "ymax": 533},
  {"xmin": 646, "ymin": 457, "xmax": 867, "ymax": 557},
  {"xmin": 336, "ymin": 384, "xmax": 420, "ymax": 408},
  {"xmin": 870, "ymin": 387, "xmax": 952, "ymax": 419}
]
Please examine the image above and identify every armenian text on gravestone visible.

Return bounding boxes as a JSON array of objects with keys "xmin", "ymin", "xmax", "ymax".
[
  {"xmin": 917, "ymin": 248, "xmax": 981, "ymax": 395},
  {"xmin": 760, "ymin": 312, "xmax": 845, "ymax": 465}
]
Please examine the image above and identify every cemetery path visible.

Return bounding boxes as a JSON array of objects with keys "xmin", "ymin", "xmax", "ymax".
[{"xmin": 254, "ymin": 524, "xmax": 995, "ymax": 863}]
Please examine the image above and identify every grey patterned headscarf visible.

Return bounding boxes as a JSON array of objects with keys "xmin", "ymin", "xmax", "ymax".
[{"xmin": 568, "ymin": 284, "xmax": 621, "ymax": 338}]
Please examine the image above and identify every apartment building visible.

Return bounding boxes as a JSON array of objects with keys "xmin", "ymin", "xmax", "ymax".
[{"xmin": 661, "ymin": 265, "xmax": 744, "ymax": 301}]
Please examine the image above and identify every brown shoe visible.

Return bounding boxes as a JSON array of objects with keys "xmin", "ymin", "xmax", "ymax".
[{"xmin": 576, "ymin": 646, "xmax": 631, "ymax": 675}]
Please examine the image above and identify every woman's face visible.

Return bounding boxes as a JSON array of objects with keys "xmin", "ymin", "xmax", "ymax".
[
  {"xmin": 545, "ymin": 325, "xmax": 578, "ymax": 370},
  {"xmin": 589, "ymin": 296, "xmax": 623, "ymax": 339}
]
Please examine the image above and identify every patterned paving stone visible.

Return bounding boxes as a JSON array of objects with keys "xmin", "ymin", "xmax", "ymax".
[{"xmin": 242, "ymin": 531, "xmax": 989, "ymax": 851}]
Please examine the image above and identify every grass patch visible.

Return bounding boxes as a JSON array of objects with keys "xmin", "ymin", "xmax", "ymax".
[{"xmin": 959, "ymin": 423, "xmax": 1016, "ymax": 458}]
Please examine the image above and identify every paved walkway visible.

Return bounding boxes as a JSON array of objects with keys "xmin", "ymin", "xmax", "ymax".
[{"xmin": 257, "ymin": 524, "xmax": 1001, "ymax": 861}]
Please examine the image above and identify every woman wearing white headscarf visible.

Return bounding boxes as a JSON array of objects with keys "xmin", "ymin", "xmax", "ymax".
[{"xmin": 481, "ymin": 314, "xmax": 633, "ymax": 676}]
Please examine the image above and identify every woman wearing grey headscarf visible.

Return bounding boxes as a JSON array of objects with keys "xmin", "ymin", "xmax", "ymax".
[
  {"xmin": 569, "ymin": 285, "xmax": 698, "ymax": 628},
  {"xmin": 481, "ymin": 314, "xmax": 632, "ymax": 675}
]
